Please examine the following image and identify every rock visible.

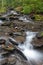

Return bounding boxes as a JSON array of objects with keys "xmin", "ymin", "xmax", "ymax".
[
  {"xmin": 0, "ymin": 50, "xmax": 8, "ymax": 55},
  {"xmin": 9, "ymin": 16, "xmax": 19, "ymax": 21},
  {"xmin": 9, "ymin": 32, "xmax": 26, "ymax": 43},
  {"xmin": 14, "ymin": 36, "xmax": 25, "ymax": 43},
  {"xmin": 0, "ymin": 55, "xmax": 7, "ymax": 65},
  {"xmin": 13, "ymin": 32, "xmax": 23, "ymax": 36},
  {"xmin": 0, "ymin": 39, "xmax": 6, "ymax": 45},
  {"xmin": 1, "ymin": 22, "xmax": 11, "ymax": 26},
  {"xmin": 9, "ymin": 37, "xmax": 19, "ymax": 45},
  {"xmin": 0, "ymin": 17, "xmax": 6, "ymax": 21},
  {"xmin": 31, "ymin": 16, "xmax": 35, "ymax": 20},
  {"xmin": 13, "ymin": 32, "xmax": 26, "ymax": 43},
  {"xmin": 36, "ymin": 32, "xmax": 43, "ymax": 39},
  {"xmin": 9, "ymin": 32, "xmax": 24, "ymax": 36},
  {"xmin": 14, "ymin": 49, "xmax": 27, "ymax": 60},
  {"xmin": 32, "ymin": 32, "xmax": 43, "ymax": 47},
  {"xmin": 9, "ymin": 32, "xmax": 13, "ymax": 36},
  {"xmin": 2, "ymin": 43, "xmax": 14, "ymax": 51},
  {"xmin": 7, "ymin": 55, "xmax": 16, "ymax": 64},
  {"xmin": 7, "ymin": 52, "xmax": 28, "ymax": 65}
]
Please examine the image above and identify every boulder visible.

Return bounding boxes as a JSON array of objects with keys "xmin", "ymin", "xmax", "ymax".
[
  {"xmin": 2, "ymin": 41, "xmax": 15, "ymax": 51},
  {"xmin": 36, "ymin": 32, "xmax": 43, "ymax": 39},
  {"xmin": 0, "ymin": 17, "xmax": 6, "ymax": 21},
  {"xmin": 9, "ymin": 17, "xmax": 19, "ymax": 21},
  {"xmin": 9, "ymin": 37, "xmax": 19, "ymax": 46},
  {"xmin": 14, "ymin": 36, "xmax": 25, "ymax": 43},
  {"xmin": 0, "ymin": 55, "xmax": 7, "ymax": 65},
  {"xmin": 0, "ymin": 39, "xmax": 6, "ymax": 45},
  {"xmin": 7, "ymin": 55, "xmax": 16, "ymax": 64},
  {"xmin": 32, "ymin": 32, "xmax": 43, "ymax": 47},
  {"xmin": 9, "ymin": 32, "xmax": 26, "ymax": 43}
]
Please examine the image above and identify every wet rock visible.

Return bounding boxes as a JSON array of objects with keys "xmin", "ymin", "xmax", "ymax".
[
  {"xmin": 14, "ymin": 49, "xmax": 27, "ymax": 60},
  {"xmin": 1, "ymin": 22, "xmax": 11, "ymax": 26},
  {"xmin": 1, "ymin": 52, "xmax": 28, "ymax": 65},
  {"xmin": 2, "ymin": 43, "xmax": 14, "ymax": 51},
  {"xmin": 2, "ymin": 46, "xmax": 14, "ymax": 51},
  {"xmin": 9, "ymin": 32, "xmax": 13, "ymax": 36},
  {"xmin": 9, "ymin": 37, "xmax": 19, "ymax": 46},
  {"xmin": 36, "ymin": 32, "xmax": 43, "ymax": 39},
  {"xmin": 0, "ymin": 55, "xmax": 7, "ymax": 65},
  {"xmin": 0, "ymin": 39, "xmax": 6, "ymax": 45},
  {"xmin": 9, "ymin": 16, "xmax": 19, "ymax": 21},
  {"xmin": 31, "ymin": 16, "xmax": 35, "ymax": 20},
  {"xmin": 9, "ymin": 32, "xmax": 26, "ymax": 43},
  {"xmin": 14, "ymin": 32, "xmax": 26, "ymax": 43},
  {"xmin": 14, "ymin": 36, "xmax": 25, "ymax": 43},
  {"xmin": 7, "ymin": 55, "xmax": 16, "ymax": 64},
  {"xmin": 7, "ymin": 53, "xmax": 28, "ymax": 65},
  {"xmin": 0, "ymin": 26, "xmax": 12, "ymax": 37},
  {"xmin": 13, "ymin": 32, "xmax": 23, "ymax": 36},
  {"xmin": 32, "ymin": 32, "xmax": 43, "ymax": 47},
  {"xmin": 0, "ymin": 17, "xmax": 6, "ymax": 21},
  {"xmin": 9, "ymin": 32, "xmax": 24, "ymax": 36},
  {"xmin": 0, "ymin": 50, "xmax": 8, "ymax": 55}
]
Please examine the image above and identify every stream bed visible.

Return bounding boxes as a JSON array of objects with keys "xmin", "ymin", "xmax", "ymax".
[{"xmin": 0, "ymin": 10, "xmax": 43, "ymax": 65}]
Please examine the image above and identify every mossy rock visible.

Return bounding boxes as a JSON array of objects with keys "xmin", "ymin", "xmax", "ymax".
[
  {"xmin": 32, "ymin": 32, "xmax": 43, "ymax": 47},
  {"xmin": 2, "ymin": 44, "xmax": 14, "ymax": 51},
  {"xmin": 40, "ymin": 32, "xmax": 43, "ymax": 37},
  {"xmin": 15, "ymin": 6, "xmax": 23, "ymax": 12},
  {"xmin": 34, "ymin": 14, "xmax": 43, "ymax": 21},
  {"xmin": 36, "ymin": 32, "xmax": 43, "ymax": 39}
]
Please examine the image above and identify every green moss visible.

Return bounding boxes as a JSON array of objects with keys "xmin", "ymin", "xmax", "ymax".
[
  {"xmin": 34, "ymin": 14, "xmax": 43, "ymax": 21},
  {"xmin": 0, "ymin": 0, "xmax": 43, "ymax": 14},
  {"xmin": 22, "ymin": 5, "xmax": 33, "ymax": 14},
  {"xmin": 15, "ymin": 6, "xmax": 23, "ymax": 12},
  {"xmin": 40, "ymin": 32, "xmax": 43, "ymax": 37}
]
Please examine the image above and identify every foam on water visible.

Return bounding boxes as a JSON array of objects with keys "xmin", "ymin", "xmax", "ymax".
[
  {"xmin": 19, "ymin": 16, "xmax": 31, "ymax": 22},
  {"xmin": 18, "ymin": 31, "xmax": 43, "ymax": 61},
  {"xmin": 0, "ymin": 20, "xmax": 4, "ymax": 25}
]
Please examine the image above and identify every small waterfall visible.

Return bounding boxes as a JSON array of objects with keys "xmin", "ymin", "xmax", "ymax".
[
  {"xmin": 10, "ymin": 10, "xmax": 18, "ymax": 15},
  {"xmin": 19, "ymin": 16, "xmax": 32, "ymax": 23},
  {"xmin": 18, "ymin": 31, "xmax": 43, "ymax": 61},
  {"xmin": 24, "ymin": 32, "xmax": 36, "ymax": 49},
  {"xmin": 18, "ymin": 31, "xmax": 36, "ymax": 50},
  {"xmin": 0, "ymin": 55, "xmax": 3, "ymax": 61},
  {"xmin": 0, "ymin": 20, "xmax": 4, "ymax": 25},
  {"xmin": 2, "ymin": 10, "xmax": 18, "ymax": 17}
]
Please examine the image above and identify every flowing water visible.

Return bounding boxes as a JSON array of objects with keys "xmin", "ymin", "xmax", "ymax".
[
  {"xmin": 1, "ymin": 10, "xmax": 33, "ymax": 23},
  {"xmin": 0, "ymin": 20, "xmax": 4, "ymax": 25},
  {"xmin": 0, "ymin": 11, "xmax": 43, "ymax": 65},
  {"xmin": 19, "ymin": 16, "xmax": 32, "ymax": 23},
  {"xmin": 18, "ymin": 31, "xmax": 43, "ymax": 64},
  {"xmin": 2, "ymin": 10, "xmax": 18, "ymax": 17}
]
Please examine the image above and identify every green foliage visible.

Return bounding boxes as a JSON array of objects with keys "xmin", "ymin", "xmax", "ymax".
[
  {"xmin": 22, "ymin": 5, "xmax": 33, "ymax": 14},
  {"xmin": 39, "ymin": 32, "xmax": 43, "ymax": 37},
  {"xmin": 0, "ymin": 0, "xmax": 43, "ymax": 14}
]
